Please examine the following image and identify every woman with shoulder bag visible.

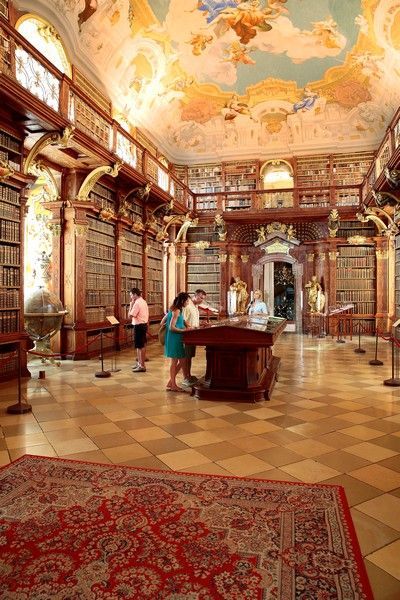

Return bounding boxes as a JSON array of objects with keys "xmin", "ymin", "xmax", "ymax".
[{"xmin": 164, "ymin": 292, "xmax": 191, "ymax": 392}]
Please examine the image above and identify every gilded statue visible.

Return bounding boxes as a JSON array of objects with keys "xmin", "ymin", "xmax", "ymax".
[
  {"xmin": 230, "ymin": 275, "xmax": 249, "ymax": 314},
  {"xmin": 214, "ymin": 213, "xmax": 227, "ymax": 241},
  {"xmin": 305, "ymin": 275, "xmax": 325, "ymax": 313}
]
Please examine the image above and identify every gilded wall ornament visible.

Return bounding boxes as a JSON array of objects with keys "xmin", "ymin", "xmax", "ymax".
[
  {"xmin": 307, "ymin": 253, "xmax": 315, "ymax": 262},
  {"xmin": 74, "ymin": 224, "xmax": 89, "ymax": 237},
  {"xmin": 218, "ymin": 253, "xmax": 227, "ymax": 263},
  {"xmin": 0, "ymin": 160, "xmax": 14, "ymax": 181},
  {"xmin": 241, "ymin": 254, "xmax": 249, "ymax": 263},
  {"xmin": 176, "ymin": 255, "xmax": 187, "ymax": 264},
  {"xmin": 47, "ymin": 223, "xmax": 62, "ymax": 237},
  {"xmin": 193, "ymin": 240, "xmax": 210, "ymax": 249},
  {"xmin": 347, "ymin": 235, "xmax": 367, "ymax": 245},
  {"xmin": 77, "ymin": 161, "xmax": 123, "ymax": 201},
  {"xmin": 24, "ymin": 127, "xmax": 75, "ymax": 174},
  {"xmin": 376, "ymin": 249, "xmax": 388, "ymax": 259}
]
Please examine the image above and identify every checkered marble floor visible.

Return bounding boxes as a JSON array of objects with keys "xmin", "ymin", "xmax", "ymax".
[{"xmin": 1, "ymin": 333, "xmax": 400, "ymax": 599}]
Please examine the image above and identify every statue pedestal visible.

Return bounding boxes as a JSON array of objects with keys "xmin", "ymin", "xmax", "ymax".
[{"xmin": 303, "ymin": 312, "xmax": 326, "ymax": 337}]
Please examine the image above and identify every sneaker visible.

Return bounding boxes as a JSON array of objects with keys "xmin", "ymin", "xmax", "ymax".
[
  {"xmin": 188, "ymin": 376, "xmax": 198, "ymax": 384},
  {"xmin": 132, "ymin": 366, "xmax": 146, "ymax": 372},
  {"xmin": 182, "ymin": 378, "xmax": 194, "ymax": 387}
]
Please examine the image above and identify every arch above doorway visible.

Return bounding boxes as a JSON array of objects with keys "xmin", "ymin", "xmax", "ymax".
[{"xmin": 252, "ymin": 231, "xmax": 303, "ymax": 332}]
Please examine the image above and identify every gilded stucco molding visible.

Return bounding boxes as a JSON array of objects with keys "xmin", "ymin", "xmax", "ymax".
[
  {"xmin": 77, "ymin": 161, "xmax": 123, "ymax": 202},
  {"xmin": 24, "ymin": 127, "xmax": 75, "ymax": 175}
]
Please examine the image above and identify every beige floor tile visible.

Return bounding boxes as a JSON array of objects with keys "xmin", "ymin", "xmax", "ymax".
[
  {"xmin": 338, "ymin": 425, "xmax": 385, "ymax": 441},
  {"xmin": 286, "ymin": 439, "xmax": 335, "ymax": 458},
  {"xmin": 356, "ymin": 494, "xmax": 400, "ymax": 531},
  {"xmin": 279, "ymin": 459, "xmax": 341, "ymax": 483},
  {"xmin": 367, "ymin": 539, "xmax": 400, "ymax": 580},
  {"xmin": 9, "ymin": 444, "xmax": 57, "ymax": 460},
  {"xmin": 365, "ymin": 560, "xmax": 400, "ymax": 600},
  {"xmin": 102, "ymin": 443, "xmax": 151, "ymax": 463},
  {"xmin": 177, "ymin": 430, "xmax": 223, "ymax": 448},
  {"xmin": 92, "ymin": 432, "xmax": 140, "ymax": 449},
  {"xmin": 229, "ymin": 436, "xmax": 276, "ymax": 453},
  {"xmin": 82, "ymin": 422, "xmax": 122, "ymax": 436},
  {"xmin": 0, "ymin": 450, "xmax": 10, "ymax": 466},
  {"xmin": 333, "ymin": 400, "xmax": 369, "ymax": 411},
  {"xmin": 179, "ymin": 463, "xmax": 232, "ymax": 476},
  {"xmin": 201, "ymin": 405, "xmax": 239, "ymax": 417},
  {"xmin": 58, "ymin": 450, "xmax": 112, "ymax": 464},
  {"xmin": 322, "ymin": 474, "xmax": 383, "ymax": 507},
  {"xmin": 344, "ymin": 442, "xmax": 398, "ymax": 463},
  {"xmin": 243, "ymin": 407, "xmax": 284, "ymax": 420},
  {"xmin": 6, "ymin": 432, "xmax": 49, "ymax": 450},
  {"xmin": 216, "ymin": 454, "xmax": 274, "ymax": 477},
  {"xmin": 349, "ymin": 465, "xmax": 400, "ymax": 491},
  {"xmin": 337, "ymin": 412, "xmax": 375, "ymax": 424},
  {"xmin": 351, "ymin": 508, "xmax": 399, "ymax": 555},
  {"xmin": 45, "ymin": 428, "xmax": 88, "ymax": 443},
  {"xmin": 157, "ymin": 449, "xmax": 211, "ymax": 470},
  {"xmin": 146, "ymin": 414, "xmax": 186, "ymax": 426},
  {"xmin": 192, "ymin": 417, "xmax": 232, "ymax": 430},
  {"xmin": 238, "ymin": 421, "xmax": 281, "ymax": 434},
  {"xmin": 128, "ymin": 426, "xmax": 172, "ymax": 442},
  {"xmin": 52, "ymin": 438, "xmax": 98, "ymax": 455}
]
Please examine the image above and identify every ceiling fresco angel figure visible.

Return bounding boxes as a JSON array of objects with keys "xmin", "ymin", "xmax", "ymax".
[
  {"xmin": 208, "ymin": 0, "xmax": 288, "ymax": 45},
  {"xmin": 223, "ymin": 93, "xmax": 258, "ymax": 121},
  {"xmin": 223, "ymin": 41, "xmax": 256, "ymax": 65},
  {"xmin": 310, "ymin": 17, "xmax": 342, "ymax": 49},
  {"xmin": 188, "ymin": 33, "xmax": 214, "ymax": 56},
  {"xmin": 293, "ymin": 87, "xmax": 319, "ymax": 113},
  {"xmin": 195, "ymin": 0, "xmax": 240, "ymax": 25}
]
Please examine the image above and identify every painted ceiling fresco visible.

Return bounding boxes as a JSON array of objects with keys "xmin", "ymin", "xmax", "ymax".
[{"xmin": 22, "ymin": 0, "xmax": 400, "ymax": 161}]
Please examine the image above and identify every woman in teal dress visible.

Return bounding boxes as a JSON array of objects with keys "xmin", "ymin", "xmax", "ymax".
[{"xmin": 164, "ymin": 292, "xmax": 191, "ymax": 392}]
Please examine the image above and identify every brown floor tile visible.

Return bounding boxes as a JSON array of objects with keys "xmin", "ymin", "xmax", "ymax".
[
  {"xmin": 365, "ymin": 561, "xmax": 400, "ymax": 599},
  {"xmin": 92, "ymin": 432, "xmax": 140, "ymax": 449},
  {"xmin": 140, "ymin": 437, "xmax": 190, "ymax": 455},
  {"xmin": 317, "ymin": 450, "xmax": 370, "ymax": 472},
  {"xmin": 318, "ymin": 474, "xmax": 383, "ymax": 507},
  {"xmin": 253, "ymin": 446, "xmax": 303, "ymax": 467},
  {"xmin": 351, "ymin": 508, "xmax": 399, "ymax": 555}
]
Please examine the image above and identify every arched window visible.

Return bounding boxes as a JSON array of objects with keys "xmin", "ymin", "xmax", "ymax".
[
  {"xmin": 16, "ymin": 15, "xmax": 71, "ymax": 77},
  {"xmin": 260, "ymin": 160, "xmax": 294, "ymax": 190}
]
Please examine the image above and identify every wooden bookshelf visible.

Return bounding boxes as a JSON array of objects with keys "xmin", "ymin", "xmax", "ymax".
[
  {"xmin": 0, "ymin": 128, "xmax": 22, "ymax": 173},
  {"xmin": 332, "ymin": 152, "xmax": 373, "ymax": 186},
  {"xmin": 296, "ymin": 156, "xmax": 330, "ymax": 189},
  {"xmin": 338, "ymin": 220, "xmax": 376, "ymax": 239},
  {"xmin": 172, "ymin": 164, "xmax": 188, "ymax": 186},
  {"xmin": 0, "ymin": 123, "xmax": 32, "ymax": 380},
  {"xmin": 336, "ymin": 244, "xmax": 376, "ymax": 317},
  {"xmin": 120, "ymin": 229, "xmax": 143, "ymax": 322},
  {"xmin": 188, "ymin": 164, "xmax": 223, "ymax": 194},
  {"xmin": 187, "ymin": 247, "xmax": 220, "ymax": 307},
  {"xmin": 85, "ymin": 215, "xmax": 115, "ymax": 324},
  {"xmin": 223, "ymin": 161, "xmax": 258, "ymax": 192},
  {"xmin": 146, "ymin": 237, "xmax": 163, "ymax": 318},
  {"xmin": 0, "ymin": 0, "xmax": 8, "ymax": 19}
]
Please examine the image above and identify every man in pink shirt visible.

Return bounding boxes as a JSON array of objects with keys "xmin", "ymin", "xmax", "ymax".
[{"xmin": 128, "ymin": 287, "xmax": 149, "ymax": 372}]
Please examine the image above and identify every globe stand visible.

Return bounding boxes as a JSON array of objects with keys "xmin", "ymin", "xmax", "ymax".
[
  {"xmin": 7, "ymin": 344, "xmax": 32, "ymax": 414},
  {"xmin": 95, "ymin": 330, "xmax": 111, "ymax": 378},
  {"xmin": 34, "ymin": 336, "xmax": 61, "ymax": 366}
]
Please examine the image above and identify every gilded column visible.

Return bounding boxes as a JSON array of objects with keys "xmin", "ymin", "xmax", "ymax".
[{"xmin": 375, "ymin": 237, "xmax": 389, "ymax": 323}]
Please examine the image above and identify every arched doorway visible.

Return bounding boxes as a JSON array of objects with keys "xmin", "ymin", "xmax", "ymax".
[{"xmin": 252, "ymin": 244, "xmax": 303, "ymax": 332}]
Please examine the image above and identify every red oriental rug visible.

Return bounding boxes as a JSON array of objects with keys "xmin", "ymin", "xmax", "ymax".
[{"xmin": 0, "ymin": 455, "xmax": 372, "ymax": 599}]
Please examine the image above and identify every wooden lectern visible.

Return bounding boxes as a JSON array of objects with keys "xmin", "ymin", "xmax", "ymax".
[{"xmin": 183, "ymin": 315, "xmax": 286, "ymax": 403}]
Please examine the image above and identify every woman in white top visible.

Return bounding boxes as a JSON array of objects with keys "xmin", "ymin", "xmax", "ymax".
[{"xmin": 248, "ymin": 290, "xmax": 269, "ymax": 315}]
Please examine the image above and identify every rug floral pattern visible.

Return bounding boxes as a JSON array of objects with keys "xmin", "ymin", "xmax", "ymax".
[{"xmin": 0, "ymin": 455, "xmax": 372, "ymax": 599}]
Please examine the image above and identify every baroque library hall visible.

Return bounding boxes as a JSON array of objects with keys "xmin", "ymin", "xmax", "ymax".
[{"xmin": 1, "ymin": 1, "xmax": 400, "ymax": 598}]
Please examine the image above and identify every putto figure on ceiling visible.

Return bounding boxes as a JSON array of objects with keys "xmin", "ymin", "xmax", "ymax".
[
  {"xmin": 195, "ymin": 0, "xmax": 288, "ymax": 45},
  {"xmin": 223, "ymin": 93, "xmax": 257, "ymax": 121},
  {"xmin": 293, "ymin": 87, "xmax": 319, "ymax": 113}
]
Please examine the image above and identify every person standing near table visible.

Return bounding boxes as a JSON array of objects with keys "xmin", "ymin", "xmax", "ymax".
[
  {"xmin": 128, "ymin": 287, "xmax": 149, "ymax": 372},
  {"xmin": 182, "ymin": 289, "xmax": 207, "ymax": 387}
]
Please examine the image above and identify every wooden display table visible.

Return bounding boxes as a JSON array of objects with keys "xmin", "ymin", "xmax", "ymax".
[{"xmin": 183, "ymin": 315, "xmax": 286, "ymax": 403}]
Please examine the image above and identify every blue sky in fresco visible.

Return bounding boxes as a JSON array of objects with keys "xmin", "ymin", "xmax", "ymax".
[{"xmin": 148, "ymin": 0, "xmax": 362, "ymax": 91}]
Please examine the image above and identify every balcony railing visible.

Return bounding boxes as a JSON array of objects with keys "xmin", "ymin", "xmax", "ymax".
[{"xmin": 193, "ymin": 185, "xmax": 361, "ymax": 213}]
